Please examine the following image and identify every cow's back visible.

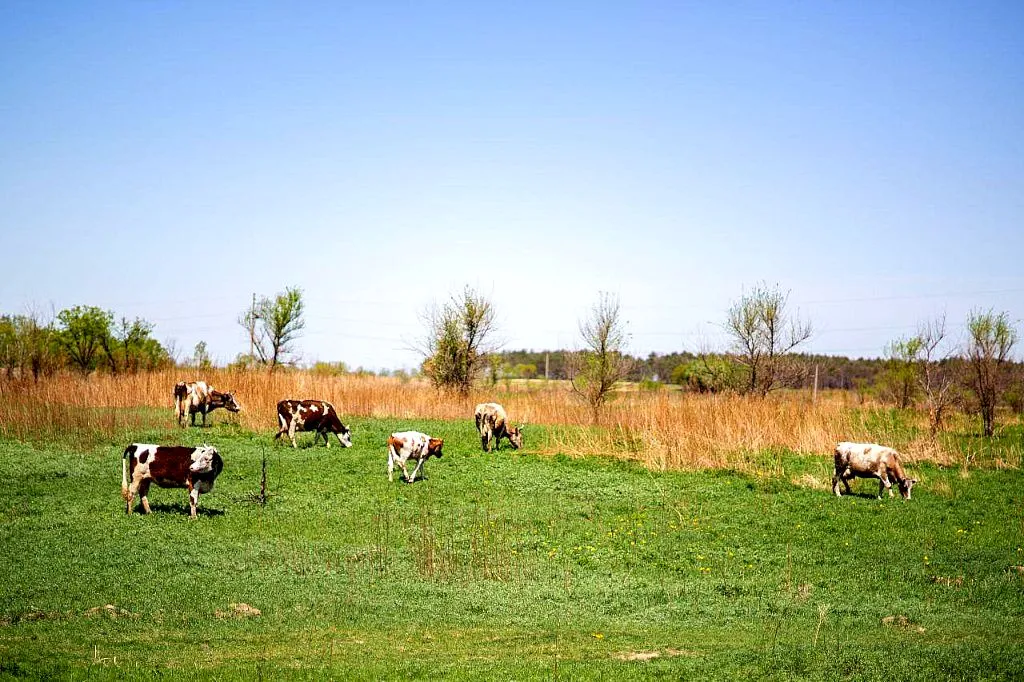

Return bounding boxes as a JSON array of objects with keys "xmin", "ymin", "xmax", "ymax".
[{"xmin": 475, "ymin": 403, "xmax": 507, "ymax": 430}]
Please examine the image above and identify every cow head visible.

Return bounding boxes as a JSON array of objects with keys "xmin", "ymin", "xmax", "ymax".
[
  {"xmin": 507, "ymin": 424, "xmax": 524, "ymax": 449},
  {"xmin": 190, "ymin": 446, "xmax": 219, "ymax": 473},
  {"xmin": 336, "ymin": 425, "xmax": 353, "ymax": 448},
  {"xmin": 222, "ymin": 392, "xmax": 242, "ymax": 413},
  {"xmin": 428, "ymin": 437, "xmax": 444, "ymax": 457},
  {"xmin": 898, "ymin": 477, "xmax": 918, "ymax": 500}
]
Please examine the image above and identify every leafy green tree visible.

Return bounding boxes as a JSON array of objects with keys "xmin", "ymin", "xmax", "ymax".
[
  {"xmin": 241, "ymin": 287, "xmax": 306, "ymax": 371},
  {"xmin": 672, "ymin": 356, "xmax": 736, "ymax": 393},
  {"xmin": 57, "ymin": 306, "xmax": 113, "ymax": 375},
  {"xmin": 514, "ymin": 363, "xmax": 538, "ymax": 380},
  {"xmin": 113, "ymin": 317, "xmax": 160, "ymax": 373},
  {"xmin": 192, "ymin": 341, "xmax": 213, "ymax": 370},
  {"xmin": 0, "ymin": 316, "xmax": 18, "ymax": 377},
  {"xmin": 419, "ymin": 286, "xmax": 498, "ymax": 396},
  {"xmin": 569, "ymin": 293, "xmax": 633, "ymax": 424},
  {"xmin": 879, "ymin": 336, "xmax": 922, "ymax": 409},
  {"xmin": 725, "ymin": 284, "xmax": 812, "ymax": 396},
  {"xmin": 965, "ymin": 309, "xmax": 1018, "ymax": 437},
  {"xmin": 311, "ymin": 361, "xmax": 347, "ymax": 376}
]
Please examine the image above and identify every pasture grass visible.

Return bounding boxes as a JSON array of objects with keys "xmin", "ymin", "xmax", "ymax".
[{"xmin": 1, "ymin": 417, "xmax": 1022, "ymax": 680}]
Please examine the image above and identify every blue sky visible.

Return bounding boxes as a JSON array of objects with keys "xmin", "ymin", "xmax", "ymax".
[{"xmin": 2, "ymin": 2, "xmax": 1022, "ymax": 369}]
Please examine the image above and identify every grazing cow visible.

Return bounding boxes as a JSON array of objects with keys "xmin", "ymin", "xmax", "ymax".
[
  {"xmin": 386, "ymin": 431, "xmax": 444, "ymax": 483},
  {"xmin": 274, "ymin": 399, "xmax": 353, "ymax": 448},
  {"xmin": 174, "ymin": 381, "xmax": 241, "ymax": 427},
  {"xmin": 832, "ymin": 442, "xmax": 918, "ymax": 500},
  {"xmin": 121, "ymin": 443, "xmax": 224, "ymax": 518},
  {"xmin": 474, "ymin": 402, "xmax": 523, "ymax": 452}
]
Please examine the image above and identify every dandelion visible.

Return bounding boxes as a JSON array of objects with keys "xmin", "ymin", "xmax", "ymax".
[{"xmin": 592, "ymin": 633, "xmax": 604, "ymax": 639}]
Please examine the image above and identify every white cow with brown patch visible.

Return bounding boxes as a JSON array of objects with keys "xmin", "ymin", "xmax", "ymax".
[
  {"xmin": 173, "ymin": 381, "xmax": 242, "ymax": 427},
  {"xmin": 832, "ymin": 442, "xmax": 917, "ymax": 500},
  {"xmin": 386, "ymin": 431, "xmax": 444, "ymax": 483},
  {"xmin": 474, "ymin": 402, "xmax": 523, "ymax": 452}
]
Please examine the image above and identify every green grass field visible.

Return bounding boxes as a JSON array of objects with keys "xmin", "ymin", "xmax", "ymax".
[{"xmin": 1, "ymin": 417, "xmax": 1022, "ymax": 680}]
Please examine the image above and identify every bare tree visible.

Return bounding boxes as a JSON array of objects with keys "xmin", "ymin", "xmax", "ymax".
[
  {"xmin": 240, "ymin": 287, "xmax": 305, "ymax": 371},
  {"xmin": 964, "ymin": 309, "xmax": 1018, "ymax": 437},
  {"xmin": 725, "ymin": 284, "xmax": 812, "ymax": 396},
  {"xmin": 419, "ymin": 286, "xmax": 499, "ymax": 396},
  {"xmin": 569, "ymin": 293, "xmax": 633, "ymax": 424},
  {"xmin": 914, "ymin": 315, "xmax": 957, "ymax": 436}
]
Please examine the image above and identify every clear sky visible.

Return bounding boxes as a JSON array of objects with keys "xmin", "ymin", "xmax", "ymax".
[{"xmin": 2, "ymin": 2, "xmax": 1022, "ymax": 369}]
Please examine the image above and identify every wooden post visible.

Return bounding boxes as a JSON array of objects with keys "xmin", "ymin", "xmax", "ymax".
[{"xmin": 813, "ymin": 364, "xmax": 819, "ymax": 404}]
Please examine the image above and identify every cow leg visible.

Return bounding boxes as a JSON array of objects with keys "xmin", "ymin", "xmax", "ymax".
[
  {"xmin": 832, "ymin": 471, "xmax": 842, "ymax": 497},
  {"xmin": 186, "ymin": 480, "xmax": 199, "ymax": 518},
  {"xmin": 125, "ymin": 481, "xmax": 137, "ymax": 514},
  {"xmin": 138, "ymin": 479, "xmax": 152, "ymax": 514},
  {"xmin": 387, "ymin": 451, "xmax": 395, "ymax": 482},
  {"xmin": 201, "ymin": 408, "xmax": 208, "ymax": 427},
  {"xmin": 480, "ymin": 433, "xmax": 488, "ymax": 452},
  {"xmin": 400, "ymin": 460, "xmax": 414, "ymax": 483},
  {"xmin": 879, "ymin": 475, "xmax": 893, "ymax": 499},
  {"xmin": 322, "ymin": 429, "xmax": 330, "ymax": 448},
  {"xmin": 289, "ymin": 420, "xmax": 299, "ymax": 448},
  {"xmin": 408, "ymin": 458, "xmax": 427, "ymax": 483}
]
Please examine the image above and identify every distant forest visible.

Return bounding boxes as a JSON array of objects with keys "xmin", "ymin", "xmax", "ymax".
[
  {"xmin": 494, "ymin": 349, "xmax": 885, "ymax": 388},
  {"xmin": 492, "ymin": 349, "xmax": 1023, "ymax": 405}
]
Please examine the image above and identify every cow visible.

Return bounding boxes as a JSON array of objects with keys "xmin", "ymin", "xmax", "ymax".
[
  {"xmin": 832, "ymin": 442, "xmax": 918, "ymax": 500},
  {"xmin": 474, "ymin": 402, "xmax": 523, "ymax": 452},
  {"xmin": 386, "ymin": 431, "xmax": 444, "ymax": 483},
  {"xmin": 121, "ymin": 443, "xmax": 224, "ymax": 518},
  {"xmin": 274, "ymin": 399, "xmax": 353, "ymax": 448},
  {"xmin": 174, "ymin": 381, "xmax": 242, "ymax": 427}
]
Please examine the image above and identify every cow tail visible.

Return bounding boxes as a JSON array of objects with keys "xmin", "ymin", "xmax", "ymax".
[{"xmin": 121, "ymin": 447, "xmax": 132, "ymax": 501}]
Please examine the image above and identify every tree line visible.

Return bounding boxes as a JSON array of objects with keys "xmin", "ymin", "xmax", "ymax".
[
  {"xmin": 0, "ymin": 306, "xmax": 171, "ymax": 379},
  {"xmin": 3, "ymin": 284, "xmax": 1020, "ymax": 435}
]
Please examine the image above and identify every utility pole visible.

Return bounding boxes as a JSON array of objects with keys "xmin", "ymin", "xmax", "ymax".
[
  {"xmin": 813, "ymin": 364, "xmax": 819, "ymax": 404},
  {"xmin": 545, "ymin": 352, "xmax": 550, "ymax": 380}
]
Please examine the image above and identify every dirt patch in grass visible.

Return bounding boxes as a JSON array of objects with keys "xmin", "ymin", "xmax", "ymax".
[
  {"xmin": 791, "ymin": 473, "xmax": 829, "ymax": 491},
  {"xmin": 930, "ymin": 575, "xmax": 964, "ymax": 587},
  {"xmin": 215, "ymin": 603, "xmax": 262, "ymax": 619},
  {"xmin": 84, "ymin": 604, "xmax": 137, "ymax": 619},
  {"xmin": 881, "ymin": 614, "xmax": 925, "ymax": 633},
  {"xmin": 616, "ymin": 648, "xmax": 695, "ymax": 661}
]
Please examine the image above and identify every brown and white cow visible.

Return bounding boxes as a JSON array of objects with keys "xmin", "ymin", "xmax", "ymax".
[
  {"xmin": 174, "ymin": 381, "xmax": 242, "ymax": 427},
  {"xmin": 274, "ymin": 399, "xmax": 352, "ymax": 448},
  {"xmin": 121, "ymin": 443, "xmax": 224, "ymax": 518},
  {"xmin": 832, "ymin": 442, "xmax": 918, "ymax": 500},
  {"xmin": 386, "ymin": 431, "xmax": 444, "ymax": 483},
  {"xmin": 474, "ymin": 402, "xmax": 523, "ymax": 452}
]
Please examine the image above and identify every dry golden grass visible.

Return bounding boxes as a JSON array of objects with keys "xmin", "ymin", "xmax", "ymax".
[{"xmin": 0, "ymin": 369, "xmax": 1014, "ymax": 471}]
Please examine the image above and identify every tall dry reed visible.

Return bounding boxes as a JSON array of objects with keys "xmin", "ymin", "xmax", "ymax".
[{"xmin": 0, "ymin": 370, "xmax": 1009, "ymax": 470}]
